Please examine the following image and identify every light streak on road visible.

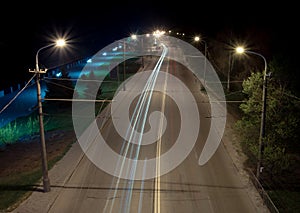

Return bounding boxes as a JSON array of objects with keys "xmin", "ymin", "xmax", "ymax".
[{"xmin": 107, "ymin": 44, "xmax": 168, "ymax": 213}]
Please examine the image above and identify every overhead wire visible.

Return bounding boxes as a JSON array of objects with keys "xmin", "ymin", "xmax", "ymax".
[{"xmin": 0, "ymin": 74, "xmax": 36, "ymax": 115}]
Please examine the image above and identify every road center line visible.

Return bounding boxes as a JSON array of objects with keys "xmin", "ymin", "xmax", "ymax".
[{"xmin": 154, "ymin": 50, "xmax": 169, "ymax": 213}]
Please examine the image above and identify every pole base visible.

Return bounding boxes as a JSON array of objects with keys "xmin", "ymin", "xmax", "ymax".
[{"xmin": 43, "ymin": 178, "xmax": 51, "ymax": 192}]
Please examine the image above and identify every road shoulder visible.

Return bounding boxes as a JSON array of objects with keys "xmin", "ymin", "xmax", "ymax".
[
  {"xmin": 11, "ymin": 141, "xmax": 84, "ymax": 213},
  {"xmin": 222, "ymin": 110, "xmax": 270, "ymax": 212}
]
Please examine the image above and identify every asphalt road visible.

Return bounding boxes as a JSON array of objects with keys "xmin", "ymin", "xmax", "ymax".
[{"xmin": 43, "ymin": 44, "xmax": 260, "ymax": 212}]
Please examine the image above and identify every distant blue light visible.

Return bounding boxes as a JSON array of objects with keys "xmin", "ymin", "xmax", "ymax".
[
  {"xmin": 102, "ymin": 52, "xmax": 107, "ymax": 56},
  {"xmin": 87, "ymin": 58, "xmax": 92, "ymax": 63},
  {"xmin": 56, "ymin": 72, "xmax": 62, "ymax": 77},
  {"xmin": 112, "ymin": 47, "xmax": 118, "ymax": 51}
]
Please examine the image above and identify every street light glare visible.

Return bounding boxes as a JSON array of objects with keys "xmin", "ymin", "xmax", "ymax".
[
  {"xmin": 131, "ymin": 34, "xmax": 137, "ymax": 40},
  {"xmin": 194, "ymin": 36, "xmax": 200, "ymax": 42},
  {"xmin": 56, "ymin": 39, "xmax": 66, "ymax": 47},
  {"xmin": 153, "ymin": 30, "xmax": 165, "ymax": 38},
  {"xmin": 236, "ymin": 46, "xmax": 245, "ymax": 54}
]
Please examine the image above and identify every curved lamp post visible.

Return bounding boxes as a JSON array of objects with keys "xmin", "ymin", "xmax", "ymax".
[
  {"xmin": 235, "ymin": 46, "xmax": 268, "ymax": 180},
  {"xmin": 29, "ymin": 39, "xmax": 66, "ymax": 192}
]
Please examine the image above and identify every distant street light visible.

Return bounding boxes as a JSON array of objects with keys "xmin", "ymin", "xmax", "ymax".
[
  {"xmin": 121, "ymin": 35, "xmax": 144, "ymax": 91},
  {"xmin": 131, "ymin": 34, "xmax": 137, "ymax": 40},
  {"xmin": 235, "ymin": 46, "xmax": 268, "ymax": 180},
  {"xmin": 29, "ymin": 39, "xmax": 66, "ymax": 192},
  {"xmin": 131, "ymin": 34, "xmax": 145, "ymax": 68},
  {"xmin": 194, "ymin": 36, "xmax": 207, "ymax": 87}
]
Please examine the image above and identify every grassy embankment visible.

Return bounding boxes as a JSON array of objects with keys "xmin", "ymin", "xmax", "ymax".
[{"xmin": 0, "ymin": 58, "xmax": 141, "ymax": 211}]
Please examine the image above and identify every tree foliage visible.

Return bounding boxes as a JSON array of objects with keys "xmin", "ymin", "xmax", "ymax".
[{"xmin": 235, "ymin": 58, "xmax": 300, "ymax": 179}]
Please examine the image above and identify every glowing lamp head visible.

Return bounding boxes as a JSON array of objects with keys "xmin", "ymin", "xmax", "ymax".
[
  {"xmin": 56, "ymin": 39, "xmax": 66, "ymax": 47},
  {"xmin": 131, "ymin": 34, "xmax": 137, "ymax": 40},
  {"xmin": 236, "ymin": 46, "xmax": 245, "ymax": 54},
  {"xmin": 194, "ymin": 36, "xmax": 200, "ymax": 42}
]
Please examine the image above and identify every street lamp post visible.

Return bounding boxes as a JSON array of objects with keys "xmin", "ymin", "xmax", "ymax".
[
  {"xmin": 29, "ymin": 39, "xmax": 66, "ymax": 192},
  {"xmin": 123, "ymin": 39, "xmax": 126, "ymax": 91},
  {"xmin": 131, "ymin": 34, "xmax": 144, "ymax": 68},
  {"xmin": 227, "ymin": 51, "xmax": 233, "ymax": 92},
  {"xmin": 140, "ymin": 36, "xmax": 144, "ymax": 68},
  {"xmin": 194, "ymin": 36, "xmax": 207, "ymax": 87},
  {"xmin": 236, "ymin": 46, "xmax": 268, "ymax": 180},
  {"xmin": 121, "ymin": 34, "xmax": 139, "ymax": 91}
]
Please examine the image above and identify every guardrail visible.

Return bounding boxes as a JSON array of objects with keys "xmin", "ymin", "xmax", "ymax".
[{"xmin": 247, "ymin": 169, "xmax": 279, "ymax": 213}]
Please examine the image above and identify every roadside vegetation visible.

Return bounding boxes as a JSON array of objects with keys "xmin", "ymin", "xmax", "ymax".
[
  {"xmin": 0, "ymin": 57, "xmax": 141, "ymax": 211},
  {"xmin": 205, "ymin": 33, "xmax": 300, "ymax": 212},
  {"xmin": 235, "ymin": 69, "xmax": 300, "ymax": 212},
  {"xmin": 0, "ymin": 107, "xmax": 75, "ymax": 211}
]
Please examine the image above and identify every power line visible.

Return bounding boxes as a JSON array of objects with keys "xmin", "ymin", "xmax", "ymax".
[
  {"xmin": 44, "ymin": 77, "xmax": 117, "ymax": 83},
  {"xmin": 43, "ymin": 79, "xmax": 75, "ymax": 92},
  {"xmin": 43, "ymin": 98, "xmax": 113, "ymax": 102},
  {"xmin": 0, "ymin": 74, "xmax": 36, "ymax": 115}
]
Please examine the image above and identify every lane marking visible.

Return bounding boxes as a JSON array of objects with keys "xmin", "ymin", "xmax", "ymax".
[{"xmin": 154, "ymin": 52, "xmax": 169, "ymax": 213}]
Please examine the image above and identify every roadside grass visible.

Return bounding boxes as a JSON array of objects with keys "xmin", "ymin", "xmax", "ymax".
[
  {"xmin": 0, "ymin": 139, "xmax": 75, "ymax": 211},
  {"xmin": 0, "ymin": 116, "xmax": 39, "ymax": 146},
  {"xmin": 268, "ymin": 190, "xmax": 300, "ymax": 212},
  {"xmin": 0, "ymin": 169, "xmax": 42, "ymax": 211},
  {"xmin": 0, "ymin": 105, "xmax": 75, "ymax": 212},
  {"xmin": 0, "ymin": 109, "xmax": 73, "ymax": 147},
  {"xmin": 0, "ymin": 57, "xmax": 142, "ymax": 212}
]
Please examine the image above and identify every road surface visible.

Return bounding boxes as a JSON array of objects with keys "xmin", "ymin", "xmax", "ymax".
[
  {"xmin": 45, "ymin": 43, "xmax": 260, "ymax": 212},
  {"xmin": 13, "ymin": 36, "xmax": 267, "ymax": 213}
]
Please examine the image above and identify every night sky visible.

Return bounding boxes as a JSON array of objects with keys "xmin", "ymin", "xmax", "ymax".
[{"xmin": 0, "ymin": 1, "xmax": 297, "ymax": 90}]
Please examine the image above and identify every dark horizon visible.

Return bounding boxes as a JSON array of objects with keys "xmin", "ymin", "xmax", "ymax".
[{"xmin": 0, "ymin": 2, "xmax": 297, "ymax": 90}]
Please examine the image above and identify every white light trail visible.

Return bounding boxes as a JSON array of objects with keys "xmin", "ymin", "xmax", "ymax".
[{"xmin": 108, "ymin": 44, "xmax": 168, "ymax": 213}]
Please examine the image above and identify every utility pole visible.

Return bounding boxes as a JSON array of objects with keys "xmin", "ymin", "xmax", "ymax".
[
  {"xmin": 227, "ymin": 52, "xmax": 232, "ymax": 92},
  {"xmin": 204, "ymin": 41, "xmax": 207, "ymax": 87},
  {"xmin": 141, "ymin": 36, "xmax": 144, "ymax": 68},
  {"xmin": 28, "ymin": 40, "xmax": 65, "ymax": 192},
  {"xmin": 256, "ymin": 71, "xmax": 269, "ymax": 179},
  {"xmin": 29, "ymin": 65, "xmax": 50, "ymax": 192},
  {"xmin": 193, "ymin": 36, "xmax": 207, "ymax": 87},
  {"xmin": 117, "ymin": 62, "xmax": 120, "ymax": 86},
  {"xmin": 123, "ymin": 40, "xmax": 126, "ymax": 91}
]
